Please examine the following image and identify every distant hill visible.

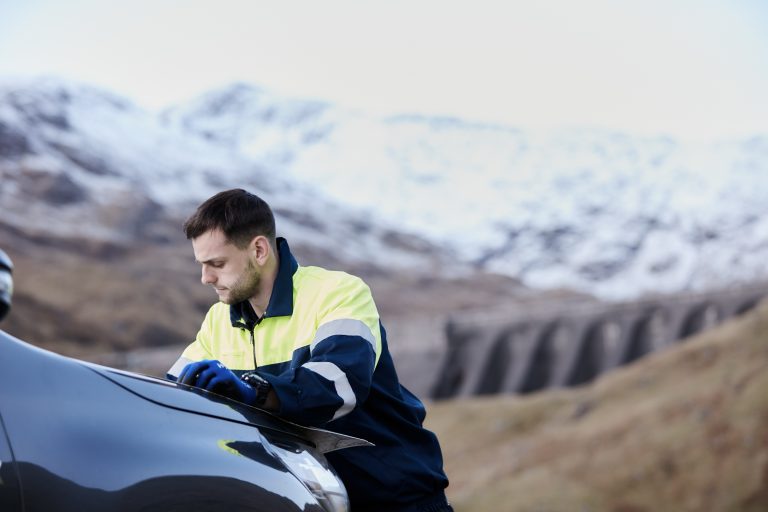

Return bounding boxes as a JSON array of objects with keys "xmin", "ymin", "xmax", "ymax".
[
  {"xmin": 3, "ymin": 77, "xmax": 768, "ymax": 303},
  {"xmin": 425, "ymin": 299, "xmax": 768, "ymax": 511},
  {"xmin": 164, "ymin": 82, "xmax": 768, "ymax": 300}
]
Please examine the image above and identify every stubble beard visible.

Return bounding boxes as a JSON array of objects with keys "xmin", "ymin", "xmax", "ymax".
[{"xmin": 221, "ymin": 259, "xmax": 261, "ymax": 305}]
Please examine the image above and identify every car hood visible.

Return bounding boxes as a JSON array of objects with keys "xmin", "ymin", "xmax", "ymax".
[
  {"xmin": 86, "ymin": 363, "xmax": 372, "ymax": 454},
  {"xmin": 0, "ymin": 330, "xmax": 370, "ymax": 454}
]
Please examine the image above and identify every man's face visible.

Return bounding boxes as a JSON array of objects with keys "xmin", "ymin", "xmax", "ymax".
[{"xmin": 192, "ymin": 229, "xmax": 261, "ymax": 304}]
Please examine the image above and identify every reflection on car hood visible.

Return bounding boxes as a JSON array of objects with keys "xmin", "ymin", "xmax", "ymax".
[{"xmin": 85, "ymin": 363, "xmax": 372, "ymax": 454}]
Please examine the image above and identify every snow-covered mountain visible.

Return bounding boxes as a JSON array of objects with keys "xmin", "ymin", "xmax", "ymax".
[
  {"xmin": 2, "ymin": 77, "xmax": 767, "ymax": 300},
  {"xmin": 0, "ymin": 78, "xmax": 449, "ymax": 273},
  {"xmin": 164, "ymin": 82, "xmax": 768, "ymax": 299}
]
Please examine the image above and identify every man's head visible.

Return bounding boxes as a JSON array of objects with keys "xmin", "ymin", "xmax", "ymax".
[
  {"xmin": 183, "ymin": 189, "xmax": 278, "ymax": 306},
  {"xmin": 183, "ymin": 189, "xmax": 276, "ymax": 249}
]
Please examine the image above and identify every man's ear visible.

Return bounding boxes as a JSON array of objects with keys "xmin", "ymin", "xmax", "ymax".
[{"xmin": 250, "ymin": 236, "xmax": 271, "ymax": 265}]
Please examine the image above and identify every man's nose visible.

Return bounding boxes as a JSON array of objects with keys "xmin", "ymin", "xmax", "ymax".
[{"xmin": 201, "ymin": 266, "xmax": 216, "ymax": 285}]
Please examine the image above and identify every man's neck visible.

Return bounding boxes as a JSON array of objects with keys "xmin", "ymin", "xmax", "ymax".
[{"xmin": 248, "ymin": 253, "xmax": 279, "ymax": 318}]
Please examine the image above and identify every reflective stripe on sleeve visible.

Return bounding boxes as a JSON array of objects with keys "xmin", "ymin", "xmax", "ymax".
[
  {"xmin": 167, "ymin": 356, "xmax": 194, "ymax": 380},
  {"xmin": 302, "ymin": 361, "xmax": 356, "ymax": 420},
  {"xmin": 310, "ymin": 318, "xmax": 377, "ymax": 354}
]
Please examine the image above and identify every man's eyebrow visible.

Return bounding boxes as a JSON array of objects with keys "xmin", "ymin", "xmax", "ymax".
[{"xmin": 197, "ymin": 257, "xmax": 225, "ymax": 265}]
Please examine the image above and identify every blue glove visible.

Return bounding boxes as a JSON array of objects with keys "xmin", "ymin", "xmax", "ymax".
[{"xmin": 177, "ymin": 360, "xmax": 257, "ymax": 405}]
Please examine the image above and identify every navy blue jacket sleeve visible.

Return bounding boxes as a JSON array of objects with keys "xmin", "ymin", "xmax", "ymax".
[{"xmin": 260, "ymin": 275, "xmax": 382, "ymax": 426}]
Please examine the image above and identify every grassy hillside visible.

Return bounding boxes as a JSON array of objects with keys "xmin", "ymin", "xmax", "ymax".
[
  {"xmin": 0, "ymin": 226, "xmax": 546, "ymax": 366},
  {"xmin": 425, "ymin": 300, "xmax": 768, "ymax": 512}
]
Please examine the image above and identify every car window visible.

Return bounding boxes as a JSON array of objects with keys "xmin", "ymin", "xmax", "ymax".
[{"xmin": 0, "ymin": 411, "xmax": 22, "ymax": 510}]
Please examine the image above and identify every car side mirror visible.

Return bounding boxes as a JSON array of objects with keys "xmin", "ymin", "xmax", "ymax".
[{"xmin": 0, "ymin": 249, "xmax": 13, "ymax": 323}]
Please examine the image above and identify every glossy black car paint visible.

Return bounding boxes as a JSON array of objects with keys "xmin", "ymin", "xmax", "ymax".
[{"xmin": 0, "ymin": 329, "xmax": 361, "ymax": 511}]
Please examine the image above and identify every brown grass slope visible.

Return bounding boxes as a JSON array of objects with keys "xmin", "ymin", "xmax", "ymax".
[
  {"xmin": 0, "ymin": 236, "xmax": 210, "ymax": 358},
  {"xmin": 0, "ymin": 224, "xmax": 546, "ymax": 362},
  {"xmin": 425, "ymin": 300, "xmax": 768, "ymax": 512}
]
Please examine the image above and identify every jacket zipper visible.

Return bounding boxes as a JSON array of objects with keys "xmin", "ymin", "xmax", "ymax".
[
  {"xmin": 249, "ymin": 314, "xmax": 263, "ymax": 369},
  {"xmin": 249, "ymin": 328, "xmax": 257, "ymax": 369}
]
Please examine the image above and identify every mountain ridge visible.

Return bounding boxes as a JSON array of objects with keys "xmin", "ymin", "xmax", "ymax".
[
  {"xmin": 4, "ymin": 77, "xmax": 768, "ymax": 301},
  {"xmin": 160, "ymin": 80, "xmax": 768, "ymax": 300}
]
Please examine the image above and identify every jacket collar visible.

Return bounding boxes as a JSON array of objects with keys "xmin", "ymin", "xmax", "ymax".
[{"xmin": 230, "ymin": 237, "xmax": 298, "ymax": 328}]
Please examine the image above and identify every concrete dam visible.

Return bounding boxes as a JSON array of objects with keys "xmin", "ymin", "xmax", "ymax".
[{"xmin": 431, "ymin": 284, "xmax": 768, "ymax": 399}]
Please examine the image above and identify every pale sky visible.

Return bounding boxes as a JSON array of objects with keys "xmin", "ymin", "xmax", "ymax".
[{"xmin": 1, "ymin": 0, "xmax": 767, "ymax": 140}]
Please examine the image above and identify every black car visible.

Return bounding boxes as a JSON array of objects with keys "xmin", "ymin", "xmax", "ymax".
[{"xmin": 0, "ymin": 250, "xmax": 367, "ymax": 511}]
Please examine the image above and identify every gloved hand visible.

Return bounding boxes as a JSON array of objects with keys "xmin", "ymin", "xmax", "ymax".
[{"xmin": 178, "ymin": 360, "xmax": 257, "ymax": 405}]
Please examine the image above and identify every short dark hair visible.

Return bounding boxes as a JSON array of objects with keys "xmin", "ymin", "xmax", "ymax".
[{"xmin": 183, "ymin": 189, "xmax": 276, "ymax": 248}]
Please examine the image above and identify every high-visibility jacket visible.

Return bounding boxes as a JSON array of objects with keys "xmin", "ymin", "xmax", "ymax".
[{"xmin": 168, "ymin": 238, "xmax": 450, "ymax": 511}]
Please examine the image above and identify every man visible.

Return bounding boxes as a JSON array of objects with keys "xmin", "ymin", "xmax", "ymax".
[{"xmin": 168, "ymin": 189, "xmax": 453, "ymax": 512}]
